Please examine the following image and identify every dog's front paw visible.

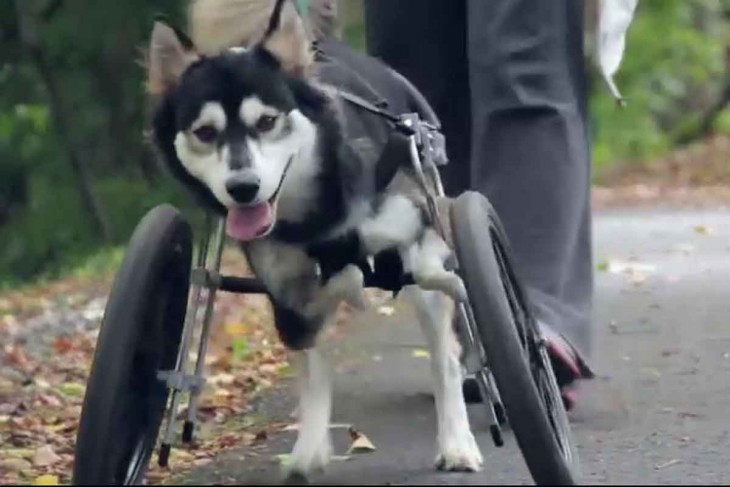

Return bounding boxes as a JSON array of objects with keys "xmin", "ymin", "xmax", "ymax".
[
  {"xmin": 283, "ymin": 436, "xmax": 332, "ymax": 482},
  {"xmin": 435, "ymin": 433, "xmax": 483, "ymax": 472},
  {"xmin": 415, "ymin": 270, "xmax": 468, "ymax": 302}
]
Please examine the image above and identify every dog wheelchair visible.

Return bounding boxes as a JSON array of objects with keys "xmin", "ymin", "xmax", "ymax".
[{"xmin": 72, "ymin": 66, "xmax": 580, "ymax": 486}]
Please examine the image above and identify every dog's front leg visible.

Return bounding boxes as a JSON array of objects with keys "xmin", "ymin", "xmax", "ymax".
[
  {"xmin": 401, "ymin": 245, "xmax": 483, "ymax": 472},
  {"xmin": 358, "ymin": 195, "xmax": 466, "ymax": 302},
  {"xmin": 244, "ymin": 239, "xmax": 334, "ymax": 480},
  {"xmin": 286, "ymin": 347, "xmax": 332, "ymax": 479}
]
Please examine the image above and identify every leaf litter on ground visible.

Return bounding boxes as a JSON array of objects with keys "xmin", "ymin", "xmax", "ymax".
[{"xmin": 0, "ymin": 247, "xmax": 308, "ymax": 485}]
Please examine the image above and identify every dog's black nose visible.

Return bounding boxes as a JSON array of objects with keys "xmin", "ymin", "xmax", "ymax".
[{"xmin": 226, "ymin": 173, "xmax": 260, "ymax": 204}]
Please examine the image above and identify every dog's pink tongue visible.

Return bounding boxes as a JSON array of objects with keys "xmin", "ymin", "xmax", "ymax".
[{"xmin": 226, "ymin": 203, "xmax": 273, "ymax": 242}]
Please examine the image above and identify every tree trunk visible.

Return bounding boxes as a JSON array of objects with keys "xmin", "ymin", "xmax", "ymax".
[{"xmin": 14, "ymin": 0, "xmax": 114, "ymax": 241}]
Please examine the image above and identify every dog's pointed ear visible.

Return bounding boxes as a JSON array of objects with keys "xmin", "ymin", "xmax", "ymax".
[
  {"xmin": 147, "ymin": 21, "xmax": 200, "ymax": 96},
  {"xmin": 260, "ymin": 0, "xmax": 313, "ymax": 76}
]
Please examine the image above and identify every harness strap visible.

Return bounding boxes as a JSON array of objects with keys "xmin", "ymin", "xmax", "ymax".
[{"xmin": 336, "ymin": 89, "xmax": 405, "ymax": 126}]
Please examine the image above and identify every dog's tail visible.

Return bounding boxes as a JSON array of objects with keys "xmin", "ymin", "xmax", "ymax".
[{"xmin": 188, "ymin": 0, "xmax": 340, "ymax": 55}]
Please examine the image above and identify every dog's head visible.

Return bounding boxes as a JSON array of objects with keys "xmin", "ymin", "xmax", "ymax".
[{"xmin": 148, "ymin": 0, "xmax": 323, "ymax": 242}]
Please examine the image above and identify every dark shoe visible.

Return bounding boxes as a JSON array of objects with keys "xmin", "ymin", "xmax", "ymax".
[
  {"xmin": 538, "ymin": 321, "xmax": 594, "ymax": 411},
  {"xmin": 461, "ymin": 321, "xmax": 594, "ymax": 412}
]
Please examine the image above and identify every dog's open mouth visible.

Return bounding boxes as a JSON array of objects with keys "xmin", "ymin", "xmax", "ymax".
[{"xmin": 225, "ymin": 157, "xmax": 293, "ymax": 242}]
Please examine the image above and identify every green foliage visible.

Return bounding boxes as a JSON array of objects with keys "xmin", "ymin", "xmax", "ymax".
[
  {"xmin": 590, "ymin": 0, "xmax": 728, "ymax": 172},
  {"xmin": 0, "ymin": 0, "xmax": 727, "ymax": 284}
]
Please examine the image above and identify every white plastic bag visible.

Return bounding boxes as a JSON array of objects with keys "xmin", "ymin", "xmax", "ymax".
[{"xmin": 596, "ymin": 0, "xmax": 639, "ymax": 104}]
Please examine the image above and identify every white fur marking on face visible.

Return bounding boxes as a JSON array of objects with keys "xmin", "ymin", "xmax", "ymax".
[
  {"xmin": 192, "ymin": 101, "xmax": 227, "ymax": 132},
  {"xmin": 228, "ymin": 46, "xmax": 247, "ymax": 54},
  {"xmin": 174, "ymin": 132, "xmax": 236, "ymax": 207},
  {"xmin": 239, "ymin": 96, "xmax": 280, "ymax": 128},
  {"xmin": 256, "ymin": 109, "xmax": 320, "ymax": 221},
  {"xmin": 174, "ymin": 99, "xmax": 320, "ymax": 215}
]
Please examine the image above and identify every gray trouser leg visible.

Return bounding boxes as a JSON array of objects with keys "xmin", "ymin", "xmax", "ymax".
[
  {"xmin": 466, "ymin": 0, "xmax": 593, "ymax": 358},
  {"xmin": 364, "ymin": 0, "xmax": 593, "ymax": 359}
]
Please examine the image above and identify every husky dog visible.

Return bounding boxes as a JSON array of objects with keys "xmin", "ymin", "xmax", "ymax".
[{"xmin": 148, "ymin": 0, "xmax": 482, "ymax": 478}]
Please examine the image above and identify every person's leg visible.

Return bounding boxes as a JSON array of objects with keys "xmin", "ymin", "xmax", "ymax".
[
  {"xmin": 466, "ymin": 0, "xmax": 594, "ymax": 397},
  {"xmin": 364, "ymin": 0, "xmax": 594, "ymax": 408},
  {"xmin": 363, "ymin": 0, "xmax": 470, "ymax": 195}
]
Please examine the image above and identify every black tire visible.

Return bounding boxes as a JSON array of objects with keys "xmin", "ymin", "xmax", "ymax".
[
  {"xmin": 73, "ymin": 205, "xmax": 193, "ymax": 485},
  {"xmin": 450, "ymin": 192, "xmax": 579, "ymax": 485}
]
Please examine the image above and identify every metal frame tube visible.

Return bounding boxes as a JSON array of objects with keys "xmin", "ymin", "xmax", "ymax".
[
  {"xmin": 185, "ymin": 218, "xmax": 226, "ymax": 424},
  {"xmin": 160, "ymin": 214, "xmax": 214, "ymax": 449}
]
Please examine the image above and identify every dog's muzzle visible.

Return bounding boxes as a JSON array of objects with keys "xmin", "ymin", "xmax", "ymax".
[{"xmin": 225, "ymin": 156, "xmax": 294, "ymax": 242}]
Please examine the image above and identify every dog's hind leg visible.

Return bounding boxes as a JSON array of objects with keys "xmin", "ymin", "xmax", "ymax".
[{"xmin": 401, "ymin": 247, "xmax": 483, "ymax": 472}]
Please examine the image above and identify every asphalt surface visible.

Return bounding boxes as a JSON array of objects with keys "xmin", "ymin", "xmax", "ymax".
[{"xmin": 175, "ymin": 209, "xmax": 730, "ymax": 485}]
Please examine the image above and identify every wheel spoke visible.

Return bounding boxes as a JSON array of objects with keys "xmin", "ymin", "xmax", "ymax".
[{"xmin": 491, "ymin": 234, "xmax": 579, "ymax": 470}]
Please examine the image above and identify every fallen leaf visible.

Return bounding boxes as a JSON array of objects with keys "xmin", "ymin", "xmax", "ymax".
[
  {"xmin": 281, "ymin": 422, "xmax": 351, "ymax": 433},
  {"xmin": 377, "ymin": 305, "xmax": 395, "ymax": 316},
  {"xmin": 277, "ymin": 364, "xmax": 294, "ymax": 377},
  {"xmin": 170, "ymin": 448, "xmax": 195, "ymax": 462},
  {"xmin": 596, "ymin": 261, "xmax": 609, "ymax": 272},
  {"xmin": 38, "ymin": 393, "xmax": 62, "ymax": 408},
  {"xmin": 208, "ymin": 373, "xmax": 236, "ymax": 385},
  {"xmin": 213, "ymin": 388, "xmax": 232, "ymax": 398},
  {"xmin": 33, "ymin": 474, "xmax": 59, "ymax": 485},
  {"xmin": 678, "ymin": 411, "xmax": 703, "ymax": 419},
  {"xmin": 252, "ymin": 430, "xmax": 268, "ymax": 444},
  {"xmin": 693, "ymin": 225, "xmax": 712, "ymax": 235},
  {"xmin": 412, "ymin": 349, "xmax": 430, "ymax": 359},
  {"xmin": 655, "ymin": 458, "xmax": 681, "ymax": 470},
  {"xmin": 346, "ymin": 427, "xmax": 376, "ymax": 454},
  {"xmin": 224, "ymin": 322, "xmax": 250, "ymax": 336},
  {"xmin": 669, "ymin": 244, "xmax": 695, "ymax": 255},
  {"xmin": 608, "ymin": 321, "xmax": 619, "ymax": 334},
  {"xmin": 3, "ymin": 448, "xmax": 35, "ymax": 459},
  {"xmin": 1, "ymin": 458, "xmax": 32, "ymax": 475},
  {"xmin": 231, "ymin": 337, "xmax": 250, "ymax": 363},
  {"xmin": 52, "ymin": 337, "xmax": 73, "ymax": 355},
  {"xmin": 3, "ymin": 345, "xmax": 31, "ymax": 370},
  {"xmin": 33, "ymin": 445, "xmax": 61, "ymax": 467},
  {"xmin": 607, "ymin": 260, "xmax": 657, "ymax": 275},
  {"xmin": 628, "ymin": 272, "xmax": 648, "ymax": 286},
  {"xmin": 58, "ymin": 383, "xmax": 85, "ymax": 397}
]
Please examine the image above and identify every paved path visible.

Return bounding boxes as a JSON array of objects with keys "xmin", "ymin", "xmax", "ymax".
[{"xmin": 176, "ymin": 209, "xmax": 730, "ymax": 485}]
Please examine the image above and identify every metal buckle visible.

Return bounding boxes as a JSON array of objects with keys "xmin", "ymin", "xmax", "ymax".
[{"xmin": 157, "ymin": 370, "xmax": 206, "ymax": 392}]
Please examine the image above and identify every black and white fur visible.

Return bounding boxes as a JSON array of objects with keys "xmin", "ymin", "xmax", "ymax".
[{"xmin": 148, "ymin": 0, "xmax": 481, "ymax": 478}]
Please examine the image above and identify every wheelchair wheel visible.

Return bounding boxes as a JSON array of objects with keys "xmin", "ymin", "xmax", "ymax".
[
  {"xmin": 73, "ymin": 205, "xmax": 193, "ymax": 485},
  {"xmin": 450, "ymin": 192, "xmax": 579, "ymax": 485}
]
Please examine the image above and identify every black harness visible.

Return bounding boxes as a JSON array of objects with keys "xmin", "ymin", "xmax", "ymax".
[{"xmin": 305, "ymin": 41, "xmax": 449, "ymax": 295}]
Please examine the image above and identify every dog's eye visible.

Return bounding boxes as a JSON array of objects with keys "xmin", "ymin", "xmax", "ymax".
[
  {"xmin": 256, "ymin": 114, "xmax": 278, "ymax": 133},
  {"xmin": 193, "ymin": 125, "xmax": 219, "ymax": 143}
]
